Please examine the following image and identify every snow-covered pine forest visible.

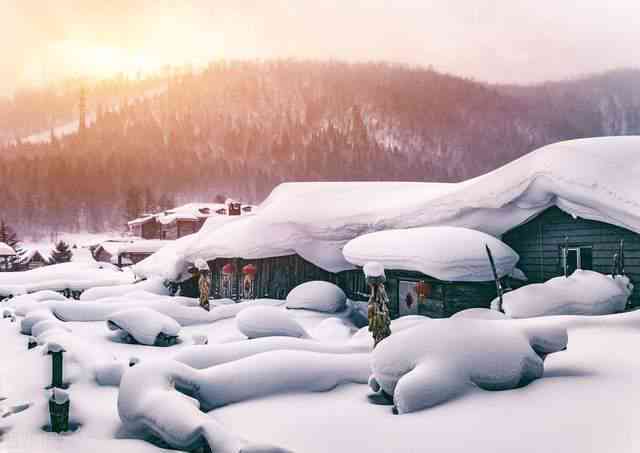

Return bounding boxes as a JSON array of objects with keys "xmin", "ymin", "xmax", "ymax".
[{"xmin": 2, "ymin": 62, "xmax": 640, "ymax": 237}]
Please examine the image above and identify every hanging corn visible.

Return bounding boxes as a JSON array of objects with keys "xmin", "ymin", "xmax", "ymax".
[
  {"xmin": 363, "ymin": 262, "xmax": 391, "ymax": 348},
  {"xmin": 242, "ymin": 263, "xmax": 257, "ymax": 300},
  {"xmin": 195, "ymin": 259, "xmax": 211, "ymax": 311}
]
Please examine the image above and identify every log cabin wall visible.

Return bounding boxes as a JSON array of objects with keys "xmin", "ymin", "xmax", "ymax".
[
  {"xmin": 175, "ymin": 254, "xmax": 338, "ymax": 299},
  {"xmin": 502, "ymin": 206, "xmax": 640, "ymax": 307},
  {"xmin": 338, "ymin": 269, "xmax": 499, "ymax": 319},
  {"xmin": 209, "ymin": 255, "xmax": 338, "ymax": 299}
]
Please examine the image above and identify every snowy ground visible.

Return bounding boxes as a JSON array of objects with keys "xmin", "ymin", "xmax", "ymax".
[{"xmin": 1, "ymin": 291, "xmax": 639, "ymax": 453}]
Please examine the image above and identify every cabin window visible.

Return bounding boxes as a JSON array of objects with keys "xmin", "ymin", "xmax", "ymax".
[{"xmin": 562, "ymin": 246, "xmax": 593, "ymax": 274}]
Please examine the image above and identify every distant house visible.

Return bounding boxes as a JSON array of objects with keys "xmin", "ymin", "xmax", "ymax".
[
  {"xmin": 0, "ymin": 242, "xmax": 16, "ymax": 272},
  {"xmin": 93, "ymin": 240, "xmax": 135, "ymax": 264},
  {"xmin": 16, "ymin": 249, "xmax": 51, "ymax": 270},
  {"xmin": 114, "ymin": 240, "xmax": 172, "ymax": 267},
  {"xmin": 128, "ymin": 201, "xmax": 255, "ymax": 240}
]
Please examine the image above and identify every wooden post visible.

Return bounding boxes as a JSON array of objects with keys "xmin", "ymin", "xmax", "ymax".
[
  {"xmin": 28, "ymin": 336, "xmax": 38, "ymax": 350},
  {"xmin": 48, "ymin": 348, "xmax": 65, "ymax": 388},
  {"xmin": 49, "ymin": 389, "xmax": 70, "ymax": 433}
]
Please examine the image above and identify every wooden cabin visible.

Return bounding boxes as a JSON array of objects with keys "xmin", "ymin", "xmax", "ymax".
[
  {"xmin": 115, "ymin": 240, "xmax": 171, "ymax": 267},
  {"xmin": 0, "ymin": 242, "xmax": 15, "ymax": 272},
  {"xmin": 93, "ymin": 240, "xmax": 134, "ymax": 264},
  {"xmin": 503, "ymin": 206, "xmax": 640, "ymax": 308},
  {"xmin": 337, "ymin": 268, "xmax": 503, "ymax": 319},
  {"xmin": 159, "ymin": 217, "xmax": 202, "ymax": 240},
  {"xmin": 180, "ymin": 254, "xmax": 337, "ymax": 299},
  {"xmin": 128, "ymin": 216, "xmax": 159, "ymax": 239}
]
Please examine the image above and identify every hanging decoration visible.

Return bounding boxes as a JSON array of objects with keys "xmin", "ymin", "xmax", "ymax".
[
  {"xmin": 415, "ymin": 280, "xmax": 430, "ymax": 305},
  {"xmin": 221, "ymin": 262, "xmax": 235, "ymax": 299},
  {"xmin": 242, "ymin": 263, "xmax": 257, "ymax": 300}
]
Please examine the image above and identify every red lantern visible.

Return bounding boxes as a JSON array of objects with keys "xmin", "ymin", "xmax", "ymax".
[
  {"xmin": 222, "ymin": 263, "xmax": 235, "ymax": 275},
  {"xmin": 242, "ymin": 264, "xmax": 257, "ymax": 276}
]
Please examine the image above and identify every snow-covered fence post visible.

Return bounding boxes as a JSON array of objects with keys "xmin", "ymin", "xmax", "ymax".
[
  {"xmin": 485, "ymin": 244, "xmax": 504, "ymax": 313},
  {"xmin": 46, "ymin": 343, "xmax": 66, "ymax": 389},
  {"xmin": 363, "ymin": 262, "xmax": 391, "ymax": 348},
  {"xmin": 48, "ymin": 388, "xmax": 70, "ymax": 433},
  {"xmin": 195, "ymin": 259, "xmax": 211, "ymax": 311}
]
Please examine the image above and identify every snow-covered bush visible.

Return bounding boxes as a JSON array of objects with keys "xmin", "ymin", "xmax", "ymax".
[
  {"xmin": 499, "ymin": 270, "xmax": 633, "ymax": 318},
  {"xmin": 369, "ymin": 317, "xmax": 567, "ymax": 414},
  {"xmin": 285, "ymin": 281, "xmax": 346, "ymax": 313},
  {"xmin": 107, "ymin": 308, "xmax": 181, "ymax": 346},
  {"xmin": 236, "ymin": 306, "xmax": 309, "ymax": 339}
]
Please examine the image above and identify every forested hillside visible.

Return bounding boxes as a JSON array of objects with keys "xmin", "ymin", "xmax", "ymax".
[{"xmin": 2, "ymin": 61, "xmax": 640, "ymax": 238}]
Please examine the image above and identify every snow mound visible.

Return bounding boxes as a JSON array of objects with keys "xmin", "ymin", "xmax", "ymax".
[
  {"xmin": 80, "ymin": 277, "xmax": 170, "ymax": 300},
  {"xmin": 500, "ymin": 270, "xmax": 633, "ymax": 318},
  {"xmin": 344, "ymin": 226, "xmax": 519, "ymax": 281},
  {"xmin": 107, "ymin": 308, "xmax": 181, "ymax": 346},
  {"xmin": 236, "ymin": 306, "xmax": 309, "ymax": 339},
  {"xmin": 285, "ymin": 281, "xmax": 346, "ymax": 313},
  {"xmin": 310, "ymin": 317, "xmax": 358, "ymax": 342},
  {"xmin": 370, "ymin": 318, "xmax": 568, "ymax": 413},
  {"xmin": 20, "ymin": 309, "xmax": 58, "ymax": 335}
]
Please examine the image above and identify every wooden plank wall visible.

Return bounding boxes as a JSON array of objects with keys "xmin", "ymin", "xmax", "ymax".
[
  {"xmin": 207, "ymin": 254, "xmax": 338, "ymax": 300},
  {"xmin": 503, "ymin": 206, "xmax": 640, "ymax": 307}
]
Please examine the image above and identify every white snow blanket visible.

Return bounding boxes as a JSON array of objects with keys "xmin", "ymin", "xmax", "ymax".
[
  {"xmin": 500, "ymin": 270, "xmax": 633, "ymax": 318},
  {"xmin": 80, "ymin": 277, "xmax": 170, "ymax": 300},
  {"xmin": 285, "ymin": 281, "xmax": 347, "ymax": 313},
  {"xmin": 370, "ymin": 317, "xmax": 568, "ymax": 414},
  {"xmin": 0, "ymin": 262, "xmax": 133, "ymax": 296},
  {"xmin": 107, "ymin": 308, "xmax": 181, "ymax": 345},
  {"xmin": 236, "ymin": 306, "xmax": 309, "ymax": 339},
  {"xmin": 134, "ymin": 137, "xmax": 640, "ymax": 282},
  {"xmin": 118, "ymin": 353, "xmax": 369, "ymax": 452},
  {"xmin": 344, "ymin": 226, "xmax": 519, "ymax": 281}
]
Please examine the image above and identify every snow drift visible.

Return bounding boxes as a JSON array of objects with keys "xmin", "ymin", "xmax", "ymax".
[
  {"xmin": 369, "ymin": 317, "xmax": 568, "ymax": 414},
  {"xmin": 0, "ymin": 262, "xmax": 133, "ymax": 297},
  {"xmin": 500, "ymin": 270, "xmax": 633, "ymax": 318},
  {"xmin": 343, "ymin": 226, "xmax": 519, "ymax": 281},
  {"xmin": 80, "ymin": 277, "xmax": 170, "ymax": 300}
]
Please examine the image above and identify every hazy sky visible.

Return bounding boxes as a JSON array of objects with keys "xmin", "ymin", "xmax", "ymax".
[{"xmin": 2, "ymin": 1, "xmax": 640, "ymax": 95}]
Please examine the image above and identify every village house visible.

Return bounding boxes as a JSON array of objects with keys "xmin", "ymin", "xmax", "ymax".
[
  {"xmin": 128, "ymin": 200, "xmax": 254, "ymax": 240},
  {"xmin": 115, "ymin": 240, "xmax": 171, "ymax": 267},
  {"xmin": 92, "ymin": 240, "xmax": 135, "ymax": 264},
  {"xmin": 0, "ymin": 242, "xmax": 16, "ymax": 272},
  {"xmin": 135, "ymin": 137, "xmax": 640, "ymax": 318}
]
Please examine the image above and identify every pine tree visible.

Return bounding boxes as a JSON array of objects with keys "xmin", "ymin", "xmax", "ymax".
[{"xmin": 51, "ymin": 240, "xmax": 73, "ymax": 264}]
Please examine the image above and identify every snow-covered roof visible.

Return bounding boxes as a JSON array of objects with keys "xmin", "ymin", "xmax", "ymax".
[
  {"xmin": 95, "ymin": 240, "xmax": 134, "ymax": 257},
  {"xmin": 118, "ymin": 240, "xmax": 172, "ymax": 255},
  {"xmin": 134, "ymin": 137, "xmax": 640, "ymax": 281},
  {"xmin": 127, "ymin": 202, "xmax": 254, "ymax": 227},
  {"xmin": 343, "ymin": 226, "xmax": 519, "ymax": 281},
  {"xmin": 17, "ymin": 248, "xmax": 51, "ymax": 264},
  {"xmin": 0, "ymin": 242, "xmax": 16, "ymax": 256}
]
